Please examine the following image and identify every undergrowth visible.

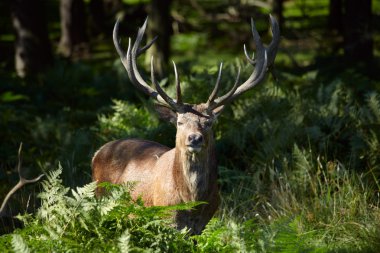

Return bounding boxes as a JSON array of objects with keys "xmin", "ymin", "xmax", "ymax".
[
  {"xmin": 1, "ymin": 56, "xmax": 380, "ymax": 252},
  {"xmin": 218, "ymin": 147, "xmax": 380, "ymax": 252},
  {"xmin": 1, "ymin": 152, "xmax": 379, "ymax": 252},
  {"xmin": 0, "ymin": 167, "xmax": 195, "ymax": 252}
]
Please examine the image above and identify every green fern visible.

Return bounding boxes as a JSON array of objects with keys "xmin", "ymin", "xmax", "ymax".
[
  {"xmin": 366, "ymin": 92, "xmax": 380, "ymax": 123},
  {"xmin": 117, "ymin": 229, "xmax": 131, "ymax": 253},
  {"xmin": 11, "ymin": 234, "xmax": 30, "ymax": 253},
  {"xmin": 2, "ymin": 166, "xmax": 195, "ymax": 252},
  {"xmin": 97, "ymin": 99, "xmax": 159, "ymax": 141}
]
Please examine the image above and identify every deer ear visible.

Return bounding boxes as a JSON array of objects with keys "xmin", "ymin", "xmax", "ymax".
[{"xmin": 154, "ymin": 104, "xmax": 177, "ymax": 125}]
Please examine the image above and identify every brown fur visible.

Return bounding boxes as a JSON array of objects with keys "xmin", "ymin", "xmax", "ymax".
[{"xmin": 92, "ymin": 104, "xmax": 220, "ymax": 234}]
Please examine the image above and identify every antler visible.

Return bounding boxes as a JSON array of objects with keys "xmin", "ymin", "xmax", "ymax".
[
  {"xmin": 113, "ymin": 17, "xmax": 184, "ymax": 112},
  {"xmin": 0, "ymin": 143, "xmax": 44, "ymax": 217},
  {"xmin": 206, "ymin": 15, "xmax": 280, "ymax": 112},
  {"xmin": 113, "ymin": 16, "xmax": 279, "ymax": 113}
]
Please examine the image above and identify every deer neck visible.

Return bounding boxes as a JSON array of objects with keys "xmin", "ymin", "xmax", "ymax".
[{"xmin": 174, "ymin": 135, "xmax": 215, "ymax": 202}]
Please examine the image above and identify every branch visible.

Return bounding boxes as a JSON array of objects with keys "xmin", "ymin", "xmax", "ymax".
[{"xmin": 0, "ymin": 143, "xmax": 44, "ymax": 217}]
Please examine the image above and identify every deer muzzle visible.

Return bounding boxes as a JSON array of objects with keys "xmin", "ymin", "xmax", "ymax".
[{"xmin": 186, "ymin": 133, "xmax": 204, "ymax": 153}]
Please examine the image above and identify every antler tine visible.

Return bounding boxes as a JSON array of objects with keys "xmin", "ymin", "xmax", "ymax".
[
  {"xmin": 172, "ymin": 61, "xmax": 182, "ymax": 105},
  {"xmin": 0, "ymin": 143, "xmax": 44, "ymax": 217},
  {"xmin": 267, "ymin": 14, "xmax": 280, "ymax": 67},
  {"xmin": 138, "ymin": 35, "xmax": 158, "ymax": 56},
  {"xmin": 113, "ymin": 19, "xmax": 125, "ymax": 58},
  {"xmin": 113, "ymin": 19, "xmax": 154, "ymax": 96},
  {"xmin": 243, "ymin": 44, "xmax": 255, "ymax": 65},
  {"xmin": 243, "ymin": 18, "xmax": 266, "ymax": 83},
  {"xmin": 207, "ymin": 15, "xmax": 280, "ymax": 112},
  {"xmin": 134, "ymin": 18, "xmax": 157, "ymax": 56},
  {"xmin": 151, "ymin": 57, "xmax": 182, "ymax": 111},
  {"xmin": 206, "ymin": 62, "xmax": 223, "ymax": 107},
  {"xmin": 210, "ymin": 67, "xmax": 241, "ymax": 108},
  {"xmin": 113, "ymin": 17, "xmax": 183, "ymax": 110}
]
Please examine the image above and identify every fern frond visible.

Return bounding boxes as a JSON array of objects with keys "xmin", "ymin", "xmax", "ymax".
[
  {"xmin": 69, "ymin": 181, "xmax": 97, "ymax": 211},
  {"xmin": 38, "ymin": 167, "xmax": 70, "ymax": 222},
  {"xmin": 11, "ymin": 234, "xmax": 30, "ymax": 253},
  {"xmin": 271, "ymin": 218, "xmax": 298, "ymax": 252},
  {"xmin": 118, "ymin": 229, "xmax": 131, "ymax": 253},
  {"xmin": 98, "ymin": 199, "xmax": 117, "ymax": 216},
  {"xmin": 366, "ymin": 92, "xmax": 380, "ymax": 123},
  {"xmin": 45, "ymin": 164, "xmax": 63, "ymax": 183},
  {"xmin": 292, "ymin": 145, "xmax": 313, "ymax": 193}
]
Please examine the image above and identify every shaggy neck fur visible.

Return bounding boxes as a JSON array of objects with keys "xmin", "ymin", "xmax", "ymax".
[{"xmin": 174, "ymin": 134, "xmax": 215, "ymax": 202}]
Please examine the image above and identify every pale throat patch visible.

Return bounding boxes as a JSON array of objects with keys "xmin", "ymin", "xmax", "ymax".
[{"xmin": 181, "ymin": 152, "xmax": 209, "ymax": 201}]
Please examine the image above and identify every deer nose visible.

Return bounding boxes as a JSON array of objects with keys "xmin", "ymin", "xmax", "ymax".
[{"xmin": 188, "ymin": 133, "xmax": 203, "ymax": 146}]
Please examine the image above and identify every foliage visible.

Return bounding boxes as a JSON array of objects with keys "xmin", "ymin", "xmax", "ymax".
[
  {"xmin": 1, "ymin": 167, "xmax": 194, "ymax": 252},
  {"xmin": 216, "ymin": 71, "xmax": 380, "ymax": 174},
  {"xmin": 218, "ymin": 146, "xmax": 380, "ymax": 252},
  {"xmin": 97, "ymin": 99, "xmax": 158, "ymax": 140},
  {"xmin": 4, "ymin": 162, "xmax": 378, "ymax": 253}
]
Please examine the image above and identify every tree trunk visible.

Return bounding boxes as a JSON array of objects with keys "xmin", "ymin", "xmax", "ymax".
[
  {"xmin": 58, "ymin": 0, "xmax": 89, "ymax": 59},
  {"xmin": 328, "ymin": 0, "xmax": 343, "ymax": 31},
  {"xmin": 272, "ymin": 0, "xmax": 284, "ymax": 31},
  {"xmin": 11, "ymin": 0, "xmax": 53, "ymax": 78},
  {"xmin": 146, "ymin": 0, "xmax": 172, "ymax": 78},
  {"xmin": 103, "ymin": 0, "xmax": 123, "ymax": 17},
  {"xmin": 343, "ymin": 0, "xmax": 373, "ymax": 62},
  {"xmin": 89, "ymin": 0, "xmax": 106, "ymax": 36}
]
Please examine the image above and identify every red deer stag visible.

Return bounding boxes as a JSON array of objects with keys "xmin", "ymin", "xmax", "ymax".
[{"xmin": 92, "ymin": 16, "xmax": 280, "ymax": 234}]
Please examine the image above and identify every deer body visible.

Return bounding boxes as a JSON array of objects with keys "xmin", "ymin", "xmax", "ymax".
[
  {"xmin": 92, "ymin": 139, "xmax": 170, "ymax": 205},
  {"xmin": 93, "ymin": 105, "xmax": 219, "ymax": 233},
  {"xmin": 92, "ymin": 16, "xmax": 279, "ymax": 234}
]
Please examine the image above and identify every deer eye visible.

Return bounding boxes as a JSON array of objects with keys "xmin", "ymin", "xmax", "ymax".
[
  {"xmin": 177, "ymin": 121, "xmax": 184, "ymax": 126},
  {"xmin": 204, "ymin": 121, "xmax": 213, "ymax": 128}
]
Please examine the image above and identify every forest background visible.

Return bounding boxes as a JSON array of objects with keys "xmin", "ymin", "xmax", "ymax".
[{"xmin": 0, "ymin": 0, "xmax": 380, "ymax": 252}]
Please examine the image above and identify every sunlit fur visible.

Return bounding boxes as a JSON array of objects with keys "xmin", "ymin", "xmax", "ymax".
[{"xmin": 92, "ymin": 103, "xmax": 219, "ymax": 234}]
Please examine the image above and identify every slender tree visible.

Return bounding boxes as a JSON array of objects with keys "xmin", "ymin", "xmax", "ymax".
[
  {"xmin": 103, "ymin": 0, "xmax": 123, "ymax": 16},
  {"xmin": 272, "ymin": 0, "xmax": 284, "ymax": 30},
  {"xmin": 328, "ymin": 0, "xmax": 343, "ymax": 31},
  {"xmin": 343, "ymin": 0, "xmax": 373, "ymax": 62},
  {"xmin": 58, "ymin": 0, "xmax": 89, "ymax": 58},
  {"xmin": 89, "ymin": 0, "xmax": 106, "ymax": 36},
  {"xmin": 11, "ymin": 0, "xmax": 53, "ymax": 77},
  {"xmin": 145, "ymin": 0, "xmax": 172, "ymax": 78}
]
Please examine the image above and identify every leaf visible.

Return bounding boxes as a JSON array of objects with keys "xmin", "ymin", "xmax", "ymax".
[
  {"xmin": 0, "ymin": 91, "xmax": 28, "ymax": 103},
  {"xmin": 11, "ymin": 234, "xmax": 30, "ymax": 253},
  {"xmin": 118, "ymin": 229, "xmax": 131, "ymax": 253}
]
